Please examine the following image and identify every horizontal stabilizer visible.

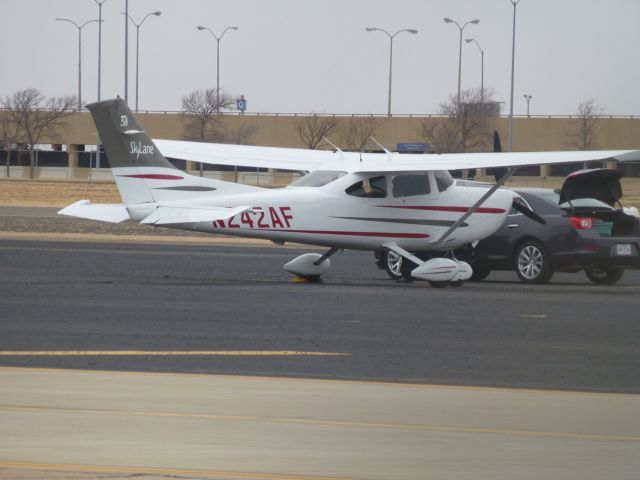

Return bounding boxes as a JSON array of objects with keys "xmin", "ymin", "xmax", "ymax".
[
  {"xmin": 58, "ymin": 200, "xmax": 130, "ymax": 223},
  {"xmin": 141, "ymin": 205, "xmax": 251, "ymax": 225}
]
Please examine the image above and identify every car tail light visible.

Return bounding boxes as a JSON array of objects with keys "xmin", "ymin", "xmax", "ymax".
[{"xmin": 569, "ymin": 216, "xmax": 593, "ymax": 230}]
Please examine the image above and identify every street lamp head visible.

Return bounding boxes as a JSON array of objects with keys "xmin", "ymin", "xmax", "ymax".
[
  {"xmin": 365, "ymin": 27, "xmax": 376, "ymax": 32},
  {"xmin": 153, "ymin": 11, "xmax": 162, "ymax": 16},
  {"xmin": 197, "ymin": 25, "xmax": 205, "ymax": 30},
  {"xmin": 470, "ymin": 19, "xmax": 480, "ymax": 24},
  {"xmin": 231, "ymin": 26, "xmax": 239, "ymax": 30},
  {"xmin": 465, "ymin": 38, "xmax": 473, "ymax": 43},
  {"xmin": 406, "ymin": 29, "xmax": 418, "ymax": 34},
  {"xmin": 443, "ymin": 17, "xmax": 453, "ymax": 23}
]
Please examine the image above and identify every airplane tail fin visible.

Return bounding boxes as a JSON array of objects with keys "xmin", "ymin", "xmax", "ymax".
[{"xmin": 86, "ymin": 97, "xmax": 256, "ymax": 205}]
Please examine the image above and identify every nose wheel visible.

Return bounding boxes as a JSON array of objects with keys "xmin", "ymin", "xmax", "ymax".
[{"xmin": 380, "ymin": 247, "xmax": 471, "ymax": 287}]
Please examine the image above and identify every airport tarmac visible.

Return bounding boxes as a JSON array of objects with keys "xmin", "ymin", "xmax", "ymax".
[
  {"xmin": 1, "ymin": 367, "xmax": 639, "ymax": 480},
  {"xmin": 0, "ymin": 238, "xmax": 639, "ymax": 391},
  {"xmin": 1, "ymin": 209, "xmax": 639, "ymax": 479}
]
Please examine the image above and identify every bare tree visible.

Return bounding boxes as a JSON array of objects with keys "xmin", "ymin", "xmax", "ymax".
[
  {"xmin": 419, "ymin": 88, "xmax": 496, "ymax": 153},
  {"xmin": 567, "ymin": 99, "xmax": 603, "ymax": 150},
  {"xmin": 0, "ymin": 110, "xmax": 17, "ymax": 177},
  {"xmin": 216, "ymin": 123, "xmax": 257, "ymax": 145},
  {"xmin": 294, "ymin": 113, "xmax": 339, "ymax": 149},
  {"xmin": 338, "ymin": 117, "xmax": 380, "ymax": 151},
  {"xmin": 1, "ymin": 88, "xmax": 75, "ymax": 178},
  {"xmin": 181, "ymin": 88, "xmax": 235, "ymax": 142}
]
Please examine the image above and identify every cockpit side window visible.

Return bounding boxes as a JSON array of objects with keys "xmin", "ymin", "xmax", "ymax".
[
  {"xmin": 434, "ymin": 171, "xmax": 454, "ymax": 192},
  {"xmin": 289, "ymin": 170, "xmax": 347, "ymax": 187},
  {"xmin": 392, "ymin": 173, "xmax": 431, "ymax": 197},
  {"xmin": 346, "ymin": 176, "xmax": 387, "ymax": 198}
]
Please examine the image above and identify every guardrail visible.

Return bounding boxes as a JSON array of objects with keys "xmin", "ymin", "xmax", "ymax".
[{"xmin": 1, "ymin": 107, "xmax": 637, "ymax": 119}]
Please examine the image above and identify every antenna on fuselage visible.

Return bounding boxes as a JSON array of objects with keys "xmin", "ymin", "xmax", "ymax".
[
  {"xmin": 369, "ymin": 136, "xmax": 392, "ymax": 161},
  {"xmin": 321, "ymin": 137, "xmax": 344, "ymax": 159}
]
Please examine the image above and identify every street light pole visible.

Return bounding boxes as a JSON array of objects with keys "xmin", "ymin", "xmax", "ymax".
[
  {"xmin": 365, "ymin": 27, "xmax": 418, "ymax": 116},
  {"xmin": 465, "ymin": 38, "xmax": 484, "ymax": 104},
  {"xmin": 123, "ymin": 11, "xmax": 162, "ymax": 112},
  {"xmin": 508, "ymin": 0, "xmax": 522, "ymax": 152},
  {"xmin": 124, "ymin": 0, "xmax": 128, "ymax": 103},
  {"xmin": 443, "ymin": 18, "xmax": 480, "ymax": 108},
  {"xmin": 94, "ymin": 0, "xmax": 107, "ymax": 101},
  {"xmin": 197, "ymin": 25, "xmax": 239, "ymax": 114},
  {"xmin": 523, "ymin": 94, "xmax": 532, "ymax": 116},
  {"xmin": 55, "ymin": 17, "xmax": 99, "ymax": 111},
  {"xmin": 94, "ymin": 0, "xmax": 106, "ymax": 169}
]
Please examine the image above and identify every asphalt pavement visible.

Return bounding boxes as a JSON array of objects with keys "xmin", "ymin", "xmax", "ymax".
[
  {"xmin": 1, "ymin": 207, "xmax": 639, "ymax": 480},
  {"xmin": 1, "ymin": 238, "xmax": 638, "ymax": 392}
]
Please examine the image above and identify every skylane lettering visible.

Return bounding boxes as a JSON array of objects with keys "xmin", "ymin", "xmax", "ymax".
[{"xmin": 130, "ymin": 141, "xmax": 155, "ymax": 159}]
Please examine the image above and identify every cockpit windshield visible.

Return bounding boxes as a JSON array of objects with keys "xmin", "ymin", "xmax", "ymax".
[{"xmin": 289, "ymin": 170, "xmax": 347, "ymax": 187}]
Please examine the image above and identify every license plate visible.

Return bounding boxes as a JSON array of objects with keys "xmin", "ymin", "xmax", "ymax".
[{"xmin": 616, "ymin": 244, "xmax": 632, "ymax": 256}]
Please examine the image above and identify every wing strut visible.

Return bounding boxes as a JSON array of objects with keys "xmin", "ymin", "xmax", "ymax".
[{"xmin": 430, "ymin": 166, "xmax": 520, "ymax": 249}]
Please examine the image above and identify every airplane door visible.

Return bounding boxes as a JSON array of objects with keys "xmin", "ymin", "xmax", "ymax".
[{"xmin": 389, "ymin": 172, "xmax": 434, "ymax": 237}]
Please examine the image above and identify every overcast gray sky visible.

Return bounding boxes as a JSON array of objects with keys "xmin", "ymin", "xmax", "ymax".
[{"xmin": 3, "ymin": 0, "xmax": 640, "ymax": 116}]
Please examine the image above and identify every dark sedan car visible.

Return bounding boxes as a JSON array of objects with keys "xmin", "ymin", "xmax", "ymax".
[
  {"xmin": 375, "ymin": 169, "xmax": 640, "ymax": 284},
  {"xmin": 461, "ymin": 169, "xmax": 640, "ymax": 284}
]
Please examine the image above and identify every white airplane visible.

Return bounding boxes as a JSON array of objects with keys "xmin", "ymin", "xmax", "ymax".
[{"xmin": 59, "ymin": 98, "xmax": 640, "ymax": 286}]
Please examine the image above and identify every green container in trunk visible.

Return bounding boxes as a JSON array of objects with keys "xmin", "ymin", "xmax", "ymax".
[{"xmin": 594, "ymin": 220, "xmax": 613, "ymax": 237}]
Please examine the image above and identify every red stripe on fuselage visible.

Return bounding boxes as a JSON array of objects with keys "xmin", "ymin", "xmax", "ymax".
[
  {"xmin": 260, "ymin": 229, "xmax": 429, "ymax": 238},
  {"xmin": 380, "ymin": 205, "xmax": 506, "ymax": 214},
  {"xmin": 118, "ymin": 174, "xmax": 184, "ymax": 180}
]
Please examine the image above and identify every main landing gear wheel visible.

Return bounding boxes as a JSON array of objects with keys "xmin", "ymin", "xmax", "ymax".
[
  {"xmin": 514, "ymin": 240, "xmax": 554, "ymax": 284},
  {"xmin": 584, "ymin": 267, "xmax": 625, "ymax": 285},
  {"xmin": 382, "ymin": 249, "xmax": 405, "ymax": 281},
  {"xmin": 469, "ymin": 267, "xmax": 491, "ymax": 282}
]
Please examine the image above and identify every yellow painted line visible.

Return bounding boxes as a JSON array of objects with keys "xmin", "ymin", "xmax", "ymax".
[
  {"xmin": 3, "ymin": 404, "xmax": 639, "ymax": 443},
  {"xmin": 0, "ymin": 350, "xmax": 349, "ymax": 356},
  {"xmin": 0, "ymin": 460, "xmax": 352, "ymax": 480}
]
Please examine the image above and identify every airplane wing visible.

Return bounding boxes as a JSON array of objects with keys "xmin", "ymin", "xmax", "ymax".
[
  {"xmin": 154, "ymin": 139, "xmax": 339, "ymax": 172},
  {"xmin": 140, "ymin": 205, "xmax": 252, "ymax": 226},
  {"xmin": 349, "ymin": 149, "xmax": 640, "ymax": 173},
  {"xmin": 154, "ymin": 138, "xmax": 640, "ymax": 174}
]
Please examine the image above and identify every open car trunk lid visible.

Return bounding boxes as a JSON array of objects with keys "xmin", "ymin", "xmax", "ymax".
[
  {"xmin": 559, "ymin": 169, "xmax": 639, "ymax": 237},
  {"xmin": 559, "ymin": 168, "xmax": 623, "ymax": 206}
]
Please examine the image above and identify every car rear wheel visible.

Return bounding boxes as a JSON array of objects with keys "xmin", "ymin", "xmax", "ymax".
[
  {"xmin": 514, "ymin": 240, "xmax": 554, "ymax": 284},
  {"xmin": 585, "ymin": 267, "xmax": 624, "ymax": 285}
]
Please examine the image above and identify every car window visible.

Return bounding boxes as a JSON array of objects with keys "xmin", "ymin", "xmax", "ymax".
[
  {"xmin": 509, "ymin": 196, "xmax": 533, "ymax": 216},
  {"xmin": 346, "ymin": 176, "xmax": 387, "ymax": 198},
  {"xmin": 559, "ymin": 198, "xmax": 616, "ymax": 210},
  {"xmin": 392, "ymin": 173, "xmax": 430, "ymax": 197}
]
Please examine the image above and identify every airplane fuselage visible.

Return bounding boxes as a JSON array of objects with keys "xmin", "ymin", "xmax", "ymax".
[{"xmin": 126, "ymin": 170, "xmax": 513, "ymax": 251}]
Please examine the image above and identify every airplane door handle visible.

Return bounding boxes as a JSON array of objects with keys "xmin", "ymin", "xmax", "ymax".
[{"xmin": 507, "ymin": 224, "xmax": 519, "ymax": 228}]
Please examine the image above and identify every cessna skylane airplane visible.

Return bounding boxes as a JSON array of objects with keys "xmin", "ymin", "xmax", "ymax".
[{"xmin": 59, "ymin": 98, "xmax": 640, "ymax": 286}]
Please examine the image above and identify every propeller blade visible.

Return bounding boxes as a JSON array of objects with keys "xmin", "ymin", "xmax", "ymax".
[{"xmin": 512, "ymin": 200, "xmax": 547, "ymax": 225}]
